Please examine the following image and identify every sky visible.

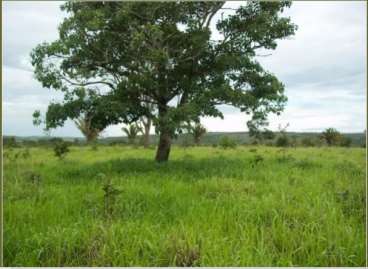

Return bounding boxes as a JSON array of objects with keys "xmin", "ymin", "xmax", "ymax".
[{"xmin": 2, "ymin": 1, "xmax": 367, "ymax": 137}]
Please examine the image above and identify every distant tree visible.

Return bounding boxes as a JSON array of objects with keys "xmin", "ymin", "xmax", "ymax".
[
  {"xmin": 362, "ymin": 129, "xmax": 367, "ymax": 148},
  {"xmin": 31, "ymin": 1, "xmax": 297, "ymax": 162},
  {"xmin": 275, "ymin": 135, "xmax": 290, "ymax": 147},
  {"xmin": 185, "ymin": 122, "xmax": 207, "ymax": 146},
  {"xmin": 321, "ymin": 128, "xmax": 341, "ymax": 146},
  {"xmin": 275, "ymin": 123, "xmax": 290, "ymax": 147},
  {"xmin": 4, "ymin": 136, "xmax": 17, "ymax": 148},
  {"xmin": 32, "ymin": 89, "xmax": 109, "ymax": 143},
  {"xmin": 339, "ymin": 136, "xmax": 352, "ymax": 147},
  {"xmin": 122, "ymin": 124, "xmax": 143, "ymax": 145},
  {"xmin": 74, "ymin": 114, "xmax": 103, "ymax": 143},
  {"xmin": 262, "ymin": 129, "xmax": 275, "ymax": 141}
]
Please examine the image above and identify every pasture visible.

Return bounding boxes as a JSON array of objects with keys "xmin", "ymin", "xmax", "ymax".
[{"xmin": 3, "ymin": 145, "xmax": 366, "ymax": 266}]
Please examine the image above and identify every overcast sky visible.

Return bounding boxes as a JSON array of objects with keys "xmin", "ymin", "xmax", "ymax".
[{"xmin": 2, "ymin": 1, "xmax": 367, "ymax": 137}]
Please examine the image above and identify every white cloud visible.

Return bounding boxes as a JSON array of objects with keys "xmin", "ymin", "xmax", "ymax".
[{"xmin": 2, "ymin": 1, "xmax": 367, "ymax": 137}]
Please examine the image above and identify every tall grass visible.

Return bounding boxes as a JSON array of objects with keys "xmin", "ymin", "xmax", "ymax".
[{"xmin": 3, "ymin": 146, "xmax": 366, "ymax": 266}]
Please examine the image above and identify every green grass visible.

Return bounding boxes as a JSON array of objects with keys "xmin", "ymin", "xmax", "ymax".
[{"xmin": 4, "ymin": 145, "xmax": 366, "ymax": 266}]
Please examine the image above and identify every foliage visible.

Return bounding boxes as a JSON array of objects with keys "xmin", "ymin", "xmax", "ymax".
[
  {"xmin": 102, "ymin": 178, "xmax": 122, "ymax": 219},
  {"xmin": 219, "ymin": 136, "xmax": 237, "ymax": 149},
  {"xmin": 53, "ymin": 141, "xmax": 70, "ymax": 160},
  {"xmin": 32, "ymin": 110, "xmax": 42, "ymax": 126},
  {"xmin": 275, "ymin": 135, "xmax": 290, "ymax": 147},
  {"xmin": 262, "ymin": 129, "xmax": 275, "ymax": 140},
  {"xmin": 4, "ymin": 136, "xmax": 17, "ymax": 148},
  {"xmin": 321, "ymin": 128, "xmax": 342, "ymax": 146},
  {"xmin": 31, "ymin": 1, "xmax": 297, "ymax": 161}
]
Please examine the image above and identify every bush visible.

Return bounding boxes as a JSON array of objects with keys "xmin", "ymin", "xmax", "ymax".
[
  {"xmin": 4, "ymin": 136, "xmax": 17, "ymax": 148},
  {"xmin": 301, "ymin": 137, "xmax": 315, "ymax": 147},
  {"xmin": 339, "ymin": 136, "xmax": 352, "ymax": 147},
  {"xmin": 321, "ymin": 128, "xmax": 341, "ymax": 146},
  {"xmin": 53, "ymin": 141, "xmax": 70, "ymax": 160},
  {"xmin": 275, "ymin": 135, "xmax": 290, "ymax": 147},
  {"xmin": 219, "ymin": 136, "xmax": 236, "ymax": 149}
]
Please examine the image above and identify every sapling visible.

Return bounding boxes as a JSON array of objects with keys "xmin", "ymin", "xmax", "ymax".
[
  {"xmin": 53, "ymin": 141, "xmax": 70, "ymax": 160},
  {"xmin": 102, "ymin": 178, "xmax": 122, "ymax": 219}
]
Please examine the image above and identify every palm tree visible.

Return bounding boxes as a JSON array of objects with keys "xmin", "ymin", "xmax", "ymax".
[
  {"xmin": 74, "ymin": 114, "xmax": 102, "ymax": 143},
  {"xmin": 185, "ymin": 122, "xmax": 207, "ymax": 146},
  {"xmin": 122, "ymin": 124, "xmax": 143, "ymax": 145}
]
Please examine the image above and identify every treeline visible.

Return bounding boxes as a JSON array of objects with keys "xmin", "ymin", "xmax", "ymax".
[{"xmin": 4, "ymin": 128, "xmax": 366, "ymax": 149}]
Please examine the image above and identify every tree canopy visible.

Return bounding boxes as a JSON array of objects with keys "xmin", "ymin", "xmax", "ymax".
[{"xmin": 31, "ymin": 1, "xmax": 297, "ymax": 161}]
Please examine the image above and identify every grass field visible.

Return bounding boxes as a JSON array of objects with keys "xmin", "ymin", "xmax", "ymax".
[{"xmin": 3, "ymin": 145, "xmax": 366, "ymax": 266}]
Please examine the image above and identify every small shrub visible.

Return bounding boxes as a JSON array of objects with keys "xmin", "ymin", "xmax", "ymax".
[
  {"xmin": 275, "ymin": 135, "xmax": 290, "ymax": 147},
  {"xmin": 167, "ymin": 235, "xmax": 201, "ymax": 266},
  {"xmin": 251, "ymin": 140, "xmax": 259, "ymax": 145},
  {"xmin": 294, "ymin": 159, "xmax": 318, "ymax": 170},
  {"xmin": 301, "ymin": 137, "xmax": 315, "ymax": 147},
  {"xmin": 211, "ymin": 143, "xmax": 218, "ymax": 148},
  {"xmin": 53, "ymin": 141, "xmax": 70, "ymax": 160},
  {"xmin": 251, "ymin": 154, "xmax": 264, "ymax": 167},
  {"xmin": 102, "ymin": 178, "xmax": 122, "ymax": 219},
  {"xmin": 4, "ymin": 136, "xmax": 17, "ymax": 148},
  {"xmin": 219, "ymin": 136, "xmax": 236, "ymax": 149},
  {"xmin": 339, "ymin": 136, "xmax": 352, "ymax": 147},
  {"xmin": 24, "ymin": 171, "xmax": 42, "ymax": 185}
]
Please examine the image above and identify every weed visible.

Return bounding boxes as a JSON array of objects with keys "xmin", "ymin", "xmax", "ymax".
[
  {"xmin": 102, "ymin": 178, "xmax": 122, "ymax": 219},
  {"xmin": 293, "ymin": 159, "xmax": 318, "ymax": 170},
  {"xmin": 54, "ymin": 141, "xmax": 70, "ymax": 160},
  {"xmin": 167, "ymin": 235, "xmax": 201, "ymax": 266},
  {"xmin": 251, "ymin": 154, "xmax": 264, "ymax": 167},
  {"xmin": 23, "ymin": 171, "xmax": 42, "ymax": 185}
]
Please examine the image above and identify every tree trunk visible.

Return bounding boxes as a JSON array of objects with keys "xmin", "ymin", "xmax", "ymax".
[
  {"xmin": 194, "ymin": 136, "xmax": 200, "ymax": 146},
  {"xmin": 155, "ymin": 129, "xmax": 172, "ymax": 162},
  {"xmin": 143, "ymin": 118, "xmax": 151, "ymax": 149},
  {"xmin": 155, "ymin": 106, "xmax": 172, "ymax": 162}
]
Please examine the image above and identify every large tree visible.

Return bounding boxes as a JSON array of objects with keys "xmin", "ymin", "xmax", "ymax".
[{"xmin": 31, "ymin": 1, "xmax": 297, "ymax": 162}]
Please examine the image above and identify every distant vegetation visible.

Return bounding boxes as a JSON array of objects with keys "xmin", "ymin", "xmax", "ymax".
[{"xmin": 4, "ymin": 130, "xmax": 366, "ymax": 149}]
